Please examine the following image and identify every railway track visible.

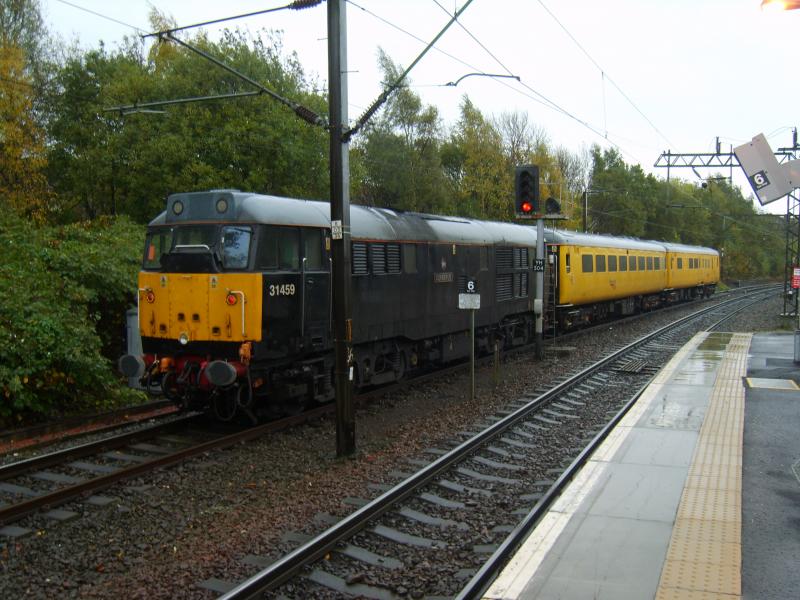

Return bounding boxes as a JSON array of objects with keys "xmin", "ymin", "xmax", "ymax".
[
  {"xmin": 0, "ymin": 286, "xmax": 774, "ymax": 540},
  {"xmin": 205, "ymin": 286, "xmax": 777, "ymax": 599},
  {"xmin": 0, "ymin": 408, "xmax": 334, "ymax": 531}
]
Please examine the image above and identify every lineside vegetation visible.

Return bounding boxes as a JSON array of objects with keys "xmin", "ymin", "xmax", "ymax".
[{"xmin": 0, "ymin": 2, "xmax": 784, "ymax": 423}]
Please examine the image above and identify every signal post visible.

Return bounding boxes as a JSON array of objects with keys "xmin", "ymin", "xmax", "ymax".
[{"xmin": 514, "ymin": 165, "xmax": 563, "ymax": 358}]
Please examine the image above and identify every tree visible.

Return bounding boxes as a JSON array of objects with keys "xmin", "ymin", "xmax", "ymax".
[
  {"xmin": 354, "ymin": 50, "xmax": 450, "ymax": 213},
  {"xmin": 45, "ymin": 26, "xmax": 330, "ymax": 222},
  {"xmin": 0, "ymin": 43, "xmax": 50, "ymax": 218},
  {"xmin": 444, "ymin": 96, "xmax": 510, "ymax": 219}
]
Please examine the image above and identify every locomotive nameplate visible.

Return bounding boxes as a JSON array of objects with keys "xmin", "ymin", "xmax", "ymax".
[{"xmin": 434, "ymin": 272, "xmax": 454, "ymax": 283}]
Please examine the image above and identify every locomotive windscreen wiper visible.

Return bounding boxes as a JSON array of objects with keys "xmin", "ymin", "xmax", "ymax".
[{"xmin": 174, "ymin": 244, "xmax": 213, "ymax": 252}]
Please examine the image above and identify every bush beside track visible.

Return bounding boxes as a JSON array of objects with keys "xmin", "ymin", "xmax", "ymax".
[{"xmin": 0, "ymin": 210, "xmax": 145, "ymax": 426}]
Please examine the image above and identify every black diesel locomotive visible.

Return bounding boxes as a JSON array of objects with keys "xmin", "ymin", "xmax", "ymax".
[
  {"xmin": 119, "ymin": 190, "xmax": 719, "ymax": 421},
  {"xmin": 120, "ymin": 190, "xmax": 538, "ymax": 420}
]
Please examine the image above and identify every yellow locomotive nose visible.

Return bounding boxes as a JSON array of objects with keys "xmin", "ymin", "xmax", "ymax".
[{"xmin": 138, "ymin": 272, "xmax": 262, "ymax": 342}]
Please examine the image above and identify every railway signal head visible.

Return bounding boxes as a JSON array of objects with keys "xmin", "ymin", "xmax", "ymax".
[{"xmin": 515, "ymin": 165, "xmax": 540, "ymax": 218}]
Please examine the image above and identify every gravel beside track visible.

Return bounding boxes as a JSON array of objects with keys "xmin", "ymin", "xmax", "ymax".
[{"xmin": 0, "ymin": 290, "xmax": 789, "ymax": 599}]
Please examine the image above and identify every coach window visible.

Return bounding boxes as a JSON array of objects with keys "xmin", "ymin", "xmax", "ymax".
[
  {"xmin": 677, "ymin": 257, "xmax": 683, "ymax": 269},
  {"xmin": 582, "ymin": 254, "xmax": 593, "ymax": 273},
  {"xmin": 565, "ymin": 253, "xmax": 571, "ymax": 273},
  {"xmin": 629, "ymin": 256, "xmax": 637, "ymax": 271},
  {"xmin": 608, "ymin": 255, "xmax": 617, "ymax": 272},
  {"xmin": 654, "ymin": 257, "xmax": 660, "ymax": 270},
  {"xmin": 302, "ymin": 229, "xmax": 323, "ymax": 270},
  {"xmin": 646, "ymin": 256, "xmax": 653, "ymax": 270},
  {"xmin": 638, "ymin": 256, "xmax": 645, "ymax": 271},
  {"xmin": 619, "ymin": 256, "xmax": 627, "ymax": 271},
  {"xmin": 596, "ymin": 255, "xmax": 606, "ymax": 272}
]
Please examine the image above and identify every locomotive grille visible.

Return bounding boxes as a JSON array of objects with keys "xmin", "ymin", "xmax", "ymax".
[
  {"xmin": 496, "ymin": 274, "xmax": 513, "ymax": 301},
  {"xmin": 386, "ymin": 244, "xmax": 401, "ymax": 274},
  {"xmin": 370, "ymin": 244, "xmax": 387, "ymax": 274},
  {"xmin": 496, "ymin": 247, "xmax": 513, "ymax": 270},
  {"xmin": 514, "ymin": 247, "xmax": 528, "ymax": 268},
  {"xmin": 352, "ymin": 242, "xmax": 368, "ymax": 275}
]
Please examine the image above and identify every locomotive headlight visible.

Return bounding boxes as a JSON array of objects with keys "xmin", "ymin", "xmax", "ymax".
[{"xmin": 179, "ymin": 332, "xmax": 189, "ymax": 345}]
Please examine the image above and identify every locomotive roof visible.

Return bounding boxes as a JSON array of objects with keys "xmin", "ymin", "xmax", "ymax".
[
  {"xmin": 151, "ymin": 191, "xmax": 539, "ymax": 246},
  {"xmin": 545, "ymin": 229, "xmax": 666, "ymax": 252}
]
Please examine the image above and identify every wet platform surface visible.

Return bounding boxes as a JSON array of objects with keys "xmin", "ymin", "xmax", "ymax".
[{"xmin": 484, "ymin": 331, "xmax": 800, "ymax": 600}]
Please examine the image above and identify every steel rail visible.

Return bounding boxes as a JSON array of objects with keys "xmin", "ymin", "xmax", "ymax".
[
  {"xmin": 0, "ymin": 400, "xmax": 175, "ymax": 452},
  {"xmin": 0, "ymin": 406, "xmax": 329, "ymax": 526},
  {"xmin": 454, "ymin": 287, "xmax": 780, "ymax": 599},
  {"xmin": 0, "ymin": 414, "xmax": 200, "ymax": 481},
  {"xmin": 219, "ymin": 292, "xmax": 756, "ymax": 600}
]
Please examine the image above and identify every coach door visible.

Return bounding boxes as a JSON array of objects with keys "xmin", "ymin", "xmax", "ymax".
[{"xmin": 300, "ymin": 228, "xmax": 330, "ymax": 351}]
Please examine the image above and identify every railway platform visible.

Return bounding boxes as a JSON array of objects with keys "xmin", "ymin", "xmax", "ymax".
[{"xmin": 483, "ymin": 330, "xmax": 800, "ymax": 600}]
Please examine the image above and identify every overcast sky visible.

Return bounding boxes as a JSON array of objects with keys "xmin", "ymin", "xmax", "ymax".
[{"xmin": 41, "ymin": 0, "xmax": 799, "ymax": 215}]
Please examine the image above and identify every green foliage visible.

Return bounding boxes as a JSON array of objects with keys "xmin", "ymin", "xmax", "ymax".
[
  {"xmin": 0, "ymin": 210, "xmax": 144, "ymax": 424},
  {"xmin": 44, "ymin": 28, "xmax": 329, "ymax": 222}
]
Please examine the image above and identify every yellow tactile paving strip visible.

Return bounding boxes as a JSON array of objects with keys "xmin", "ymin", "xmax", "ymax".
[{"xmin": 655, "ymin": 332, "xmax": 751, "ymax": 600}]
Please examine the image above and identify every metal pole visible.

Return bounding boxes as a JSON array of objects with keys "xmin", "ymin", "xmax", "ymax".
[
  {"xmin": 583, "ymin": 189, "xmax": 587, "ymax": 233},
  {"xmin": 470, "ymin": 309, "xmax": 475, "ymax": 401},
  {"xmin": 328, "ymin": 0, "xmax": 355, "ymax": 457},
  {"xmin": 535, "ymin": 218, "xmax": 545, "ymax": 359}
]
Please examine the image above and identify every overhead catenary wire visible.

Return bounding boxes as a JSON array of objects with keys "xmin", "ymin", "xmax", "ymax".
[
  {"xmin": 536, "ymin": 0, "xmax": 676, "ymax": 150},
  {"xmin": 351, "ymin": 0, "xmax": 639, "ymax": 163},
  {"xmin": 141, "ymin": 0, "xmax": 323, "ymax": 39},
  {"xmin": 53, "ymin": 0, "xmax": 146, "ymax": 34}
]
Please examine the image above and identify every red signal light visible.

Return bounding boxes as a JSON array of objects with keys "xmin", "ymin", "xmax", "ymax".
[
  {"xmin": 145, "ymin": 291, "xmax": 156, "ymax": 303},
  {"xmin": 225, "ymin": 293, "xmax": 238, "ymax": 306},
  {"xmin": 521, "ymin": 201, "xmax": 533, "ymax": 213}
]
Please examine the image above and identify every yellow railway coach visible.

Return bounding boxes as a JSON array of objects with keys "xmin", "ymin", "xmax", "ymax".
[
  {"xmin": 663, "ymin": 242, "xmax": 720, "ymax": 301},
  {"xmin": 544, "ymin": 230, "xmax": 718, "ymax": 330}
]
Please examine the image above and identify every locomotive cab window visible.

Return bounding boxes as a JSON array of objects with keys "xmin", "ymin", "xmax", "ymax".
[
  {"xmin": 221, "ymin": 226, "xmax": 252, "ymax": 270},
  {"xmin": 143, "ymin": 228, "xmax": 173, "ymax": 270},
  {"xmin": 256, "ymin": 226, "xmax": 300, "ymax": 271},
  {"xmin": 302, "ymin": 228, "xmax": 323, "ymax": 270}
]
